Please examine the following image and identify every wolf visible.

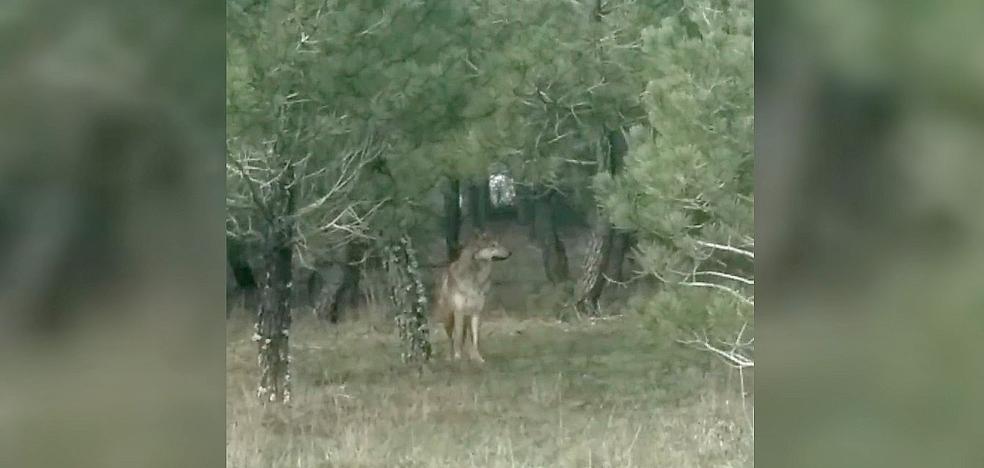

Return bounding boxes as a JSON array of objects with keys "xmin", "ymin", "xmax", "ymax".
[{"xmin": 433, "ymin": 232, "xmax": 511, "ymax": 362}]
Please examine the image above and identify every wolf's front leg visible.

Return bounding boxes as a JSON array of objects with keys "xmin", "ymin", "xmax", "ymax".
[{"xmin": 452, "ymin": 310, "xmax": 466, "ymax": 360}]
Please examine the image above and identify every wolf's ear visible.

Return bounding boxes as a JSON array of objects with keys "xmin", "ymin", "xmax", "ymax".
[{"xmin": 465, "ymin": 228, "xmax": 483, "ymax": 242}]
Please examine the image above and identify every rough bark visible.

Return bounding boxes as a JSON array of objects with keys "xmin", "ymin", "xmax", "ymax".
[
  {"xmin": 444, "ymin": 177, "xmax": 463, "ymax": 261},
  {"xmin": 576, "ymin": 222, "xmax": 613, "ymax": 316},
  {"xmin": 253, "ymin": 163, "xmax": 295, "ymax": 404},
  {"xmin": 576, "ymin": 128, "xmax": 629, "ymax": 316},
  {"xmin": 254, "ymin": 229, "xmax": 292, "ymax": 403},
  {"xmin": 384, "ymin": 235, "xmax": 432, "ymax": 363},
  {"xmin": 326, "ymin": 241, "xmax": 366, "ymax": 323}
]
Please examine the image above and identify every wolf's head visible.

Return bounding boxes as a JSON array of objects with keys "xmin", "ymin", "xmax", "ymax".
[{"xmin": 470, "ymin": 232, "xmax": 511, "ymax": 262}]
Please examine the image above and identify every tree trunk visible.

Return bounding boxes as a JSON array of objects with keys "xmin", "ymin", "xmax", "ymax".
[
  {"xmin": 576, "ymin": 128, "xmax": 630, "ymax": 316},
  {"xmin": 444, "ymin": 177, "xmax": 463, "ymax": 261},
  {"xmin": 226, "ymin": 263, "xmax": 238, "ymax": 317},
  {"xmin": 467, "ymin": 177, "xmax": 492, "ymax": 230},
  {"xmin": 545, "ymin": 237, "xmax": 569, "ymax": 283},
  {"xmin": 307, "ymin": 268, "xmax": 324, "ymax": 314},
  {"xmin": 326, "ymin": 241, "xmax": 366, "ymax": 323},
  {"xmin": 533, "ymin": 187, "xmax": 569, "ymax": 283},
  {"xmin": 254, "ymin": 163, "xmax": 296, "ymax": 404},
  {"xmin": 515, "ymin": 184, "xmax": 534, "ymax": 226},
  {"xmin": 255, "ymin": 231, "xmax": 292, "ymax": 403},
  {"xmin": 227, "ymin": 236, "xmax": 258, "ymax": 315},
  {"xmin": 384, "ymin": 236, "xmax": 432, "ymax": 363},
  {"xmin": 605, "ymin": 231, "xmax": 634, "ymax": 282},
  {"xmin": 478, "ymin": 176, "xmax": 492, "ymax": 223},
  {"xmin": 466, "ymin": 182, "xmax": 482, "ymax": 230},
  {"xmin": 576, "ymin": 222, "xmax": 613, "ymax": 316}
]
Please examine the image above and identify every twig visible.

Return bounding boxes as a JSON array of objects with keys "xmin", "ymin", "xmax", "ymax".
[
  {"xmin": 695, "ymin": 240, "xmax": 753, "ymax": 259},
  {"xmin": 693, "ymin": 270, "xmax": 754, "ymax": 285}
]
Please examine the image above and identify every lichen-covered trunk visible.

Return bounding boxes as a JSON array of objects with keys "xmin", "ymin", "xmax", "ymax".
[
  {"xmin": 533, "ymin": 187, "xmax": 569, "ymax": 283},
  {"xmin": 254, "ymin": 228, "xmax": 293, "ymax": 404},
  {"xmin": 444, "ymin": 178, "xmax": 462, "ymax": 261},
  {"xmin": 326, "ymin": 241, "xmax": 366, "ymax": 323},
  {"xmin": 253, "ymin": 162, "xmax": 295, "ymax": 404},
  {"xmin": 384, "ymin": 236, "xmax": 432, "ymax": 363}
]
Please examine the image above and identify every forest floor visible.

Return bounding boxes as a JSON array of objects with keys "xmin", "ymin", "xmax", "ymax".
[{"xmin": 226, "ymin": 311, "xmax": 752, "ymax": 467}]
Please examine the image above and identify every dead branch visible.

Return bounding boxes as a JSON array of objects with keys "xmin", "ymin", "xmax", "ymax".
[
  {"xmin": 228, "ymin": 151, "xmax": 275, "ymax": 223},
  {"xmin": 693, "ymin": 270, "xmax": 754, "ymax": 286},
  {"xmin": 677, "ymin": 330, "xmax": 754, "ymax": 370},
  {"xmin": 695, "ymin": 240, "xmax": 754, "ymax": 259},
  {"xmin": 680, "ymin": 281, "xmax": 753, "ymax": 305}
]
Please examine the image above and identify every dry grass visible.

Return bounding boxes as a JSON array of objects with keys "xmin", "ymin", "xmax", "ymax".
[{"xmin": 227, "ymin": 312, "xmax": 752, "ymax": 467}]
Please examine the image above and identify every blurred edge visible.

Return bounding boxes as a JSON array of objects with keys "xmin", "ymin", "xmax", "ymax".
[
  {"xmin": 3, "ymin": 0, "xmax": 984, "ymax": 466},
  {"xmin": 757, "ymin": 0, "xmax": 984, "ymax": 467},
  {"xmin": 0, "ymin": 1, "xmax": 226, "ymax": 467}
]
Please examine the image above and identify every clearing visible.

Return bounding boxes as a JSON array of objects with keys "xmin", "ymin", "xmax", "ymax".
[{"xmin": 226, "ymin": 313, "xmax": 752, "ymax": 467}]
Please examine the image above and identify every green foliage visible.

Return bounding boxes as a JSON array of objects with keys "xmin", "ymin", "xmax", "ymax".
[
  {"xmin": 228, "ymin": 0, "xmax": 693, "ymax": 243},
  {"xmin": 227, "ymin": 0, "xmax": 480, "ymax": 246},
  {"xmin": 609, "ymin": 0, "xmax": 753, "ymax": 241},
  {"xmin": 602, "ymin": 0, "xmax": 754, "ymax": 357},
  {"xmin": 228, "ymin": 0, "xmax": 753, "ymax": 367},
  {"xmin": 456, "ymin": 0, "xmax": 679, "ymax": 208}
]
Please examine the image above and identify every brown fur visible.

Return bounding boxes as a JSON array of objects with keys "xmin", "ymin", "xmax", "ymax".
[{"xmin": 433, "ymin": 232, "xmax": 510, "ymax": 362}]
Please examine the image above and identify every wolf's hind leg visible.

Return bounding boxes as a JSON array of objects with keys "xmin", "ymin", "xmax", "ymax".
[
  {"xmin": 443, "ymin": 313, "xmax": 455, "ymax": 360},
  {"xmin": 469, "ymin": 314, "xmax": 484, "ymax": 363}
]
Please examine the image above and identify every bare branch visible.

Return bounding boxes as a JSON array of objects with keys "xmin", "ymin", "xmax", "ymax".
[
  {"xmin": 695, "ymin": 240, "xmax": 754, "ymax": 259},
  {"xmin": 295, "ymin": 136, "xmax": 382, "ymax": 217},
  {"xmin": 680, "ymin": 281, "xmax": 754, "ymax": 305},
  {"xmin": 678, "ymin": 333, "xmax": 754, "ymax": 369},
  {"xmin": 693, "ymin": 270, "xmax": 754, "ymax": 285},
  {"xmin": 228, "ymin": 152, "xmax": 275, "ymax": 223},
  {"xmin": 560, "ymin": 158, "xmax": 597, "ymax": 166}
]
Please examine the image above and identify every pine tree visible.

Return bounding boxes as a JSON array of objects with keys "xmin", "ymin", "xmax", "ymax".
[
  {"xmin": 227, "ymin": 0, "xmax": 392, "ymax": 402},
  {"xmin": 602, "ymin": 0, "xmax": 754, "ymax": 368},
  {"xmin": 228, "ymin": 0, "xmax": 492, "ymax": 370},
  {"xmin": 457, "ymin": 0, "xmax": 678, "ymax": 285}
]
